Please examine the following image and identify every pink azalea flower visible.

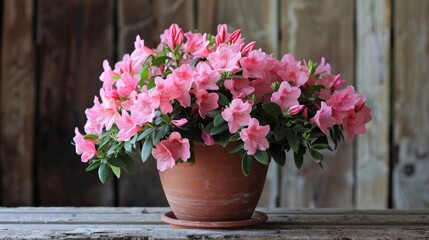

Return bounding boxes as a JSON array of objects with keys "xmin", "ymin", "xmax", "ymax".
[
  {"xmin": 160, "ymin": 23, "xmax": 184, "ymax": 50},
  {"xmin": 314, "ymin": 57, "xmax": 331, "ymax": 75},
  {"xmin": 183, "ymin": 32, "xmax": 210, "ymax": 57},
  {"xmin": 116, "ymin": 111, "xmax": 143, "ymax": 141},
  {"xmin": 221, "ymin": 98, "xmax": 252, "ymax": 133},
  {"xmin": 116, "ymin": 72, "xmax": 140, "ymax": 98},
  {"xmin": 239, "ymin": 49, "xmax": 267, "ymax": 79},
  {"xmin": 84, "ymin": 96, "xmax": 104, "ymax": 135},
  {"xmin": 99, "ymin": 60, "xmax": 118, "ymax": 89},
  {"xmin": 201, "ymin": 132, "xmax": 215, "ymax": 146},
  {"xmin": 115, "ymin": 54, "xmax": 140, "ymax": 76},
  {"xmin": 196, "ymin": 89, "xmax": 219, "ymax": 119},
  {"xmin": 311, "ymin": 102, "xmax": 337, "ymax": 136},
  {"xmin": 129, "ymin": 88, "xmax": 159, "ymax": 125},
  {"xmin": 99, "ymin": 90, "xmax": 121, "ymax": 130},
  {"xmin": 275, "ymin": 54, "xmax": 308, "ymax": 87},
  {"xmin": 327, "ymin": 86, "xmax": 361, "ymax": 112},
  {"xmin": 131, "ymin": 35, "xmax": 156, "ymax": 68},
  {"xmin": 194, "ymin": 62, "xmax": 220, "ymax": 90},
  {"xmin": 224, "ymin": 78, "xmax": 255, "ymax": 98},
  {"xmin": 343, "ymin": 105, "xmax": 372, "ymax": 141},
  {"xmin": 153, "ymin": 76, "xmax": 180, "ymax": 114},
  {"xmin": 207, "ymin": 44, "xmax": 241, "ymax": 73},
  {"xmin": 239, "ymin": 118, "xmax": 270, "ymax": 155},
  {"xmin": 288, "ymin": 104, "xmax": 305, "ymax": 115},
  {"xmin": 171, "ymin": 118, "xmax": 188, "ymax": 127},
  {"xmin": 73, "ymin": 128, "xmax": 97, "ymax": 163},
  {"xmin": 249, "ymin": 78, "xmax": 272, "ymax": 100},
  {"xmin": 152, "ymin": 132, "xmax": 190, "ymax": 171},
  {"xmin": 270, "ymin": 81, "xmax": 301, "ymax": 112},
  {"xmin": 241, "ymin": 41, "xmax": 256, "ymax": 56},
  {"xmin": 171, "ymin": 64, "xmax": 194, "ymax": 107},
  {"xmin": 215, "ymin": 24, "xmax": 228, "ymax": 46}
]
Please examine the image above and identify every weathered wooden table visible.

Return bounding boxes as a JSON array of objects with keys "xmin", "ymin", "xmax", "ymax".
[{"xmin": 0, "ymin": 207, "xmax": 428, "ymax": 239}]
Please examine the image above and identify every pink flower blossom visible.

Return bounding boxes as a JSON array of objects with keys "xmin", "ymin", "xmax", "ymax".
[
  {"xmin": 99, "ymin": 60, "xmax": 117, "ymax": 89},
  {"xmin": 84, "ymin": 96, "xmax": 104, "ymax": 135},
  {"xmin": 152, "ymin": 132, "xmax": 190, "ymax": 171},
  {"xmin": 327, "ymin": 86, "xmax": 361, "ymax": 112},
  {"xmin": 116, "ymin": 111, "xmax": 143, "ymax": 141},
  {"xmin": 153, "ymin": 76, "xmax": 180, "ymax": 114},
  {"xmin": 160, "ymin": 23, "xmax": 184, "ymax": 50},
  {"xmin": 343, "ymin": 106, "xmax": 372, "ymax": 141},
  {"xmin": 215, "ymin": 24, "xmax": 228, "ymax": 46},
  {"xmin": 224, "ymin": 78, "xmax": 255, "ymax": 98},
  {"xmin": 311, "ymin": 102, "xmax": 337, "ymax": 136},
  {"xmin": 86, "ymin": 91, "xmax": 120, "ymax": 131},
  {"xmin": 241, "ymin": 41, "xmax": 256, "ymax": 56},
  {"xmin": 240, "ymin": 118, "xmax": 270, "ymax": 155},
  {"xmin": 239, "ymin": 49, "xmax": 267, "ymax": 79},
  {"xmin": 116, "ymin": 72, "xmax": 140, "ymax": 98},
  {"xmin": 73, "ymin": 128, "xmax": 97, "ymax": 163},
  {"xmin": 249, "ymin": 78, "xmax": 272, "ymax": 100},
  {"xmin": 196, "ymin": 89, "xmax": 219, "ymax": 118},
  {"xmin": 275, "ymin": 54, "xmax": 308, "ymax": 86},
  {"xmin": 194, "ymin": 62, "xmax": 220, "ymax": 90},
  {"xmin": 314, "ymin": 57, "xmax": 331, "ymax": 75},
  {"xmin": 201, "ymin": 132, "xmax": 215, "ymax": 145},
  {"xmin": 288, "ymin": 105, "xmax": 305, "ymax": 115},
  {"xmin": 115, "ymin": 54, "xmax": 140, "ymax": 76},
  {"xmin": 221, "ymin": 98, "xmax": 252, "ymax": 133},
  {"xmin": 183, "ymin": 32, "xmax": 210, "ymax": 57},
  {"xmin": 171, "ymin": 64, "xmax": 194, "ymax": 107},
  {"xmin": 270, "ymin": 81, "xmax": 301, "ymax": 112},
  {"xmin": 129, "ymin": 88, "xmax": 159, "ymax": 125},
  {"xmin": 171, "ymin": 118, "xmax": 188, "ymax": 127},
  {"xmin": 207, "ymin": 44, "xmax": 241, "ymax": 73}
]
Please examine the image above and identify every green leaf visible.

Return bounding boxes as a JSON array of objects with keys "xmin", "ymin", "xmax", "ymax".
[
  {"xmin": 152, "ymin": 127, "xmax": 164, "ymax": 146},
  {"xmin": 140, "ymin": 66, "xmax": 149, "ymax": 82},
  {"xmin": 189, "ymin": 57, "xmax": 202, "ymax": 67},
  {"xmin": 210, "ymin": 122, "xmax": 228, "ymax": 135},
  {"xmin": 205, "ymin": 109, "xmax": 221, "ymax": 118},
  {"xmin": 262, "ymin": 102, "xmax": 281, "ymax": 120},
  {"xmin": 286, "ymin": 131, "xmax": 300, "ymax": 153},
  {"xmin": 270, "ymin": 144, "xmax": 286, "ymax": 167},
  {"xmin": 309, "ymin": 84, "xmax": 325, "ymax": 93},
  {"xmin": 218, "ymin": 93, "xmax": 229, "ymax": 106},
  {"xmin": 107, "ymin": 158, "xmax": 125, "ymax": 168},
  {"xmin": 141, "ymin": 138, "xmax": 154, "ymax": 162},
  {"xmin": 229, "ymin": 144, "xmax": 243, "ymax": 154},
  {"xmin": 310, "ymin": 149, "xmax": 323, "ymax": 161},
  {"xmin": 312, "ymin": 143, "xmax": 332, "ymax": 151},
  {"xmin": 213, "ymin": 114, "xmax": 225, "ymax": 126},
  {"xmin": 229, "ymin": 134, "xmax": 241, "ymax": 142},
  {"xmin": 203, "ymin": 122, "xmax": 214, "ymax": 134},
  {"xmin": 124, "ymin": 141, "xmax": 133, "ymax": 153},
  {"xmin": 117, "ymin": 151, "xmax": 136, "ymax": 174},
  {"xmin": 106, "ymin": 143, "xmax": 122, "ymax": 156},
  {"xmin": 110, "ymin": 165, "xmax": 121, "ymax": 179},
  {"xmin": 86, "ymin": 160, "xmax": 101, "ymax": 171},
  {"xmin": 241, "ymin": 154, "xmax": 253, "ymax": 176},
  {"xmin": 254, "ymin": 150, "xmax": 269, "ymax": 165},
  {"xmin": 84, "ymin": 134, "xmax": 98, "ymax": 140},
  {"xmin": 152, "ymin": 56, "xmax": 170, "ymax": 66},
  {"xmin": 274, "ymin": 124, "xmax": 287, "ymax": 141},
  {"xmin": 137, "ymin": 127, "xmax": 156, "ymax": 141},
  {"xmin": 98, "ymin": 163, "xmax": 111, "ymax": 183},
  {"xmin": 219, "ymin": 130, "xmax": 231, "ymax": 147},
  {"xmin": 293, "ymin": 151, "xmax": 304, "ymax": 169}
]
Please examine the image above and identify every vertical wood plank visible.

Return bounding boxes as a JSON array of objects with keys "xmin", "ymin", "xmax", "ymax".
[
  {"xmin": 393, "ymin": 0, "xmax": 429, "ymax": 209},
  {"xmin": 0, "ymin": 0, "xmax": 34, "ymax": 206},
  {"xmin": 280, "ymin": 0, "xmax": 355, "ymax": 208},
  {"xmin": 198, "ymin": 0, "xmax": 279, "ymax": 207},
  {"xmin": 117, "ymin": 0, "xmax": 193, "ymax": 206},
  {"xmin": 37, "ymin": 0, "xmax": 115, "ymax": 206},
  {"xmin": 355, "ymin": 0, "xmax": 391, "ymax": 209}
]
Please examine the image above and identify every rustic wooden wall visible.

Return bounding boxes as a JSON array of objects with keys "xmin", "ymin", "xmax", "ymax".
[{"xmin": 0, "ymin": 0, "xmax": 428, "ymax": 209}]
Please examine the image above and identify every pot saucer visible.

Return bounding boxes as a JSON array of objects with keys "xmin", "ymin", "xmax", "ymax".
[{"xmin": 162, "ymin": 211, "xmax": 268, "ymax": 229}]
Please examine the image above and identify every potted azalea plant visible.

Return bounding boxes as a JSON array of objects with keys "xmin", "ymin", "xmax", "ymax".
[{"xmin": 73, "ymin": 23, "xmax": 371, "ymax": 225}]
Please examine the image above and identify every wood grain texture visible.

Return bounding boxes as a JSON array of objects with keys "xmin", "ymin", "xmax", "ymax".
[
  {"xmin": 36, "ymin": 0, "xmax": 115, "ymax": 206},
  {"xmin": 0, "ymin": 0, "xmax": 35, "ymax": 206},
  {"xmin": 117, "ymin": 0, "xmax": 193, "ymax": 206},
  {"xmin": 280, "ymin": 0, "xmax": 355, "ymax": 208},
  {"xmin": 393, "ymin": 0, "xmax": 429, "ymax": 209},
  {"xmin": 355, "ymin": 0, "xmax": 391, "ymax": 209},
  {"xmin": 198, "ymin": 0, "xmax": 279, "ymax": 208},
  {"xmin": 0, "ymin": 207, "xmax": 428, "ymax": 239}
]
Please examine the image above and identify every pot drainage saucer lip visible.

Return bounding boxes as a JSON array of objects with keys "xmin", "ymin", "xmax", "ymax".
[{"xmin": 162, "ymin": 211, "xmax": 268, "ymax": 229}]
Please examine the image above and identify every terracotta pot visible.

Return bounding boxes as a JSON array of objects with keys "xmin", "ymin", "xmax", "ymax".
[{"xmin": 159, "ymin": 142, "xmax": 268, "ymax": 222}]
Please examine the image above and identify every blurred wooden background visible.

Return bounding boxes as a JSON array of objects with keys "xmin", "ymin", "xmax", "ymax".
[{"xmin": 1, "ymin": 0, "xmax": 428, "ymax": 209}]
